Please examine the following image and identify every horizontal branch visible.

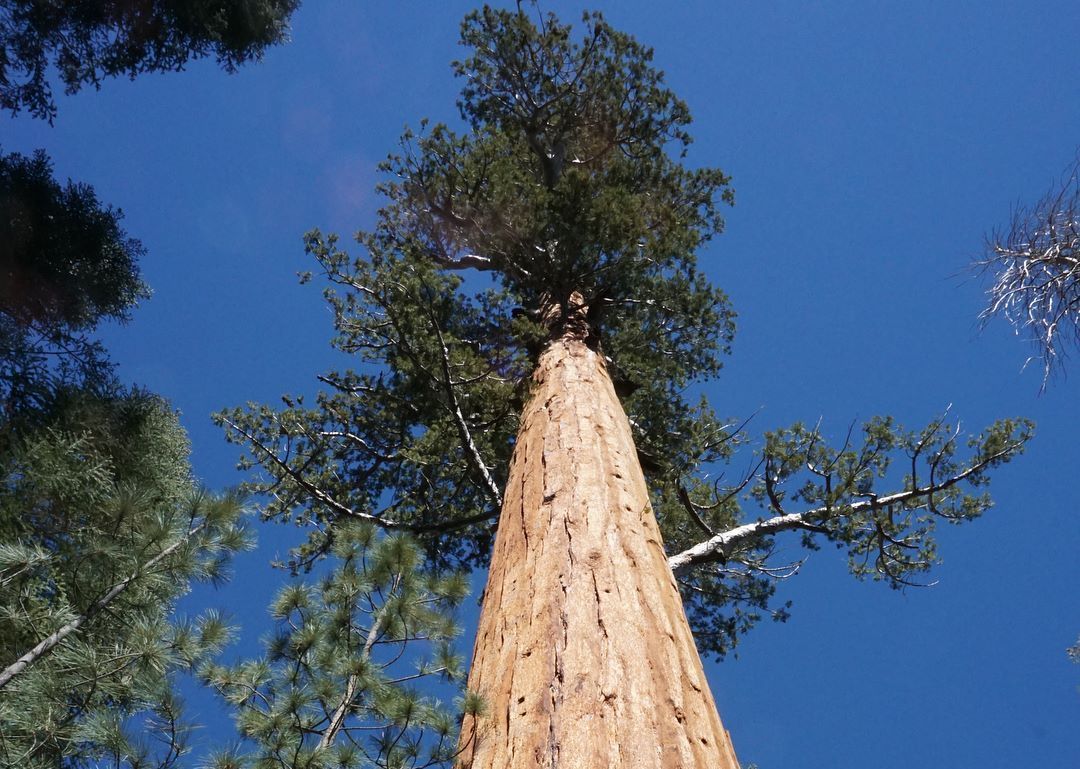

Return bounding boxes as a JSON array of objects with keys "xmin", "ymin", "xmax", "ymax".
[
  {"xmin": 221, "ymin": 418, "xmax": 498, "ymax": 536},
  {"xmin": 222, "ymin": 416, "xmax": 405, "ymax": 528},
  {"xmin": 667, "ymin": 513, "xmax": 826, "ymax": 577},
  {"xmin": 667, "ymin": 440, "xmax": 1017, "ymax": 577}
]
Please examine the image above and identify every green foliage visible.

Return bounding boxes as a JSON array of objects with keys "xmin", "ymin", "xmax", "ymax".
[
  {"xmin": 0, "ymin": 390, "xmax": 252, "ymax": 767},
  {"xmin": 1, "ymin": 3, "xmax": 297, "ymax": 763},
  {"xmin": 0, "ymin": 156, "xmax": 247, "ymax": 755},
  {"xmin": 218, "ymin": 231, "xmax": 527, "ymax": 571},
  {"xmin": 219, "ymin": 3, "xmax": 735, "ymax": 569},
  {"xmin": 672, "ymin": 413, "xmax": 1033, "ymax": 658},
  {"xmin": 381, "ymin": 5, "xmax": 735, "ymax": 370},
  {"xmin": 0, "ymin": 148, "xmax": 146, "ymax": 328},
  {"xmin": 204, "ymin": 522, "xmax": 469, "ymax": 769},
  {"xmin": 1, "ymin": 147, "xmax": 147, "ymax": 417},
  {"xmin": 221, "ymin": 4, "xmax": 1032, "ymax": 665},
  {"xmin": 0, "ymin": 0, "xmax": 299, "ymax": 121}
]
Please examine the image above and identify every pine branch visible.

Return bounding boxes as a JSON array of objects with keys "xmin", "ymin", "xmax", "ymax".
[
  {"xmin": 0, "ymin": 521, "xmax": 206, "ymax": 690},
  {"xmin": 667, "ymin": 435, "xmax": 1022, "ymax": 576},
  {"xmin": 430, "ymin": 308, "xmax": 504, "ymax": 510},
  {"xmin": 316, "ymin": 578, "xmax": 389, "ymax": 751}
]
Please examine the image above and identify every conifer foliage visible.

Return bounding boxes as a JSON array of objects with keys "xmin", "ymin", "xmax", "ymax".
[
  {"xmin": 0, "ymin": 0, "xmax": 300, "ymax": 121},
  {"xmin": 0, "ymin": 151, "xmax": 250, "ymax": 767},
  {"xmin": 0, "ymin": 391, "xmax": 250, "ymax": 767},
  {"xmin": 221, "ymin": 4, "xmax": 1032, "ymax": 664},
  {"xmin": 203, "ymin": 524, "xmax": 473, "ymax": 769},
  {"xmin": 0, "ymin": 147, "xmax": 146, "ymax": 417}
]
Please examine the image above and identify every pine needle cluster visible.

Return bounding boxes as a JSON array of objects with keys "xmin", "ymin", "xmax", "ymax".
[
  {"xmin": 0, "ymin": 391, "xmax": 252, "ymax": 767},
  {"xmin": 203, "ymin": 523, "xmax": 471, "ymax": 769}
]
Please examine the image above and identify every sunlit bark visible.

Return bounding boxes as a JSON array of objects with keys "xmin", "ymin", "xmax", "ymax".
[{"xmin": 458, "ymin": 309, "xmax": 739, "ymax": 768}]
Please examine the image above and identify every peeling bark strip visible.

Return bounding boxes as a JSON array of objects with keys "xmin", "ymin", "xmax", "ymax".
[{"xmin": 458, "ymin": 335, "xmax": 739, "ymax": 768}]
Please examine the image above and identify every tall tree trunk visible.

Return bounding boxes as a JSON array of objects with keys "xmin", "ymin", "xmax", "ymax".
[{"xmin": 458, "ymin": 322, "xmax": 740, "ymax": 768}]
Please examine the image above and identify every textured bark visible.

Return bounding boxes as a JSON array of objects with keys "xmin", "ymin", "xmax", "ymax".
[{"xmin": 458, "ymin": 332, "xmax": 740, "ymax": 768}]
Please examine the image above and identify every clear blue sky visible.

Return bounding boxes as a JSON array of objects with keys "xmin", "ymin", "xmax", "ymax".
[{"xmin": 6, "ymin": 2, "xmax": 1079, "ymax": 767}]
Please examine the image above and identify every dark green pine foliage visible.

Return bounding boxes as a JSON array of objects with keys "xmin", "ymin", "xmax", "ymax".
[
  {"xmin": 0, "ymin": 0, "xmax": 300, "ymax": 121},
  {"xmin": 219, "ymin": 5, "xmax": 1032, "ymax": 661},
  {"xmin": 216, "ymin": 4, "xmax": 734, "ymax": 570},
  {"xmin": 203, "ymin": 523, "xmax": 474, "ymax": 769},
  {"xmin": 0, "ymin": 147, "xmax": 146, "ymax": 418},
  {"xmin": 0, "ymin": 391, "xmax": 251, "ymax": 767}
]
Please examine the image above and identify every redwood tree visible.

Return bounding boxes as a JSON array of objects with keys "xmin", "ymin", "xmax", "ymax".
[{"xmin": 219, "ymin": 6, "xmax": 1032, "ymax": 767}]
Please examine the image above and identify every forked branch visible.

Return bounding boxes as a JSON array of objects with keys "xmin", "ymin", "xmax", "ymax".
[
  {"xmin": 976, "ymin": 156, "xmax": 1080, "ymax": 383},
  {"xmin": 668, "ymin": 421, "xmax": 1028, "ymax": 577}
]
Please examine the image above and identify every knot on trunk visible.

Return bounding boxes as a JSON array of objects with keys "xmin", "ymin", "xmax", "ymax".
[{"xmin": 539, "ymin": 291, "xmax": 591, "ymax": 342}]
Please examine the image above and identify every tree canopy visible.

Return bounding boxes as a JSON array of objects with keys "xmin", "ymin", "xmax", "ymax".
[
  {"xmin": 0, "ymin": 147, "xmax": 146, "ymax": 418},
  {"xmin": 0, "ymin": 390, "xmax": 250, "ymax": 767},
  {"xmin": 0, "ymin": 0, "xmax": 300, "ymax": 121},
  {"xmin": 220, "ymin": 4, "xmax": 1033, "ymax": 661},
  {"xmin": 0, "ymin": 150, "xmax": 248, "ymax": 767}
]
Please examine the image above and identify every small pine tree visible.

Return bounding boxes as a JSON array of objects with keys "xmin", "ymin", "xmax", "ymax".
[{"xmin": 0, "ymin": 391, "xmax": 251, "ymax": 766}]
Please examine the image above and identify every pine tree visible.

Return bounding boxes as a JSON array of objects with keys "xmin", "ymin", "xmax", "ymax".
[
  {"xmin": 0, "ymin": 148, "xmax": 250, "ymax": 767},
  {"xmin": 220, "ymin": 6, "xmax": 1033, "ymax": 767},
  {"xmin": 203, "ymin": 523, "xmax": 474, "ymax": 769},
  {"xmin": 1, "ymin": 147, "xmax": 147, "ymax": 419},
  {"xmin": 0, "ymin": 390, "xmax": 251, "ymax": 767}
]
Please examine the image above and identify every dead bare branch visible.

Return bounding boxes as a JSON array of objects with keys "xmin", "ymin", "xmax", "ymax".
[{"xmin": 976, "ymin": 156, "xmax": 1080, "ymax": 384}]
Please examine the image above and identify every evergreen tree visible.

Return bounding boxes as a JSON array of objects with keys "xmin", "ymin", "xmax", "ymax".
[
  {"xmin": 220, "ymin": 6, "xmax": 1033, "ymax": 767},
  {"xmin": 0, "ymin": 147, "xmax": 146, "ymax": 420},
  {"xmin": 0, "ymin": 390, "xmax": 251, "ymax": 767},
  {"xmin": 1, "ymin": 0, "xmax": 300, "ymax": 121},
  {"xmin": 204, "ymin": 523, "xmax": 473, "ymax": 769},
  {"xmin": 0, "ymin": 149, "xmax": 249, "ymax": 767}
]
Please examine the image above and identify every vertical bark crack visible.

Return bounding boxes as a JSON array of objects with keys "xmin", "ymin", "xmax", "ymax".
[{"xmin": 591, "ymin": 571, "xmax": 607, "ymax": 639}]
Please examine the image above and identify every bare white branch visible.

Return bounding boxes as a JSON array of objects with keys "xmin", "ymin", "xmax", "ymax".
[{"xmin": 976, "ymin": 157, "xmax": 1080, "ymax": 384}]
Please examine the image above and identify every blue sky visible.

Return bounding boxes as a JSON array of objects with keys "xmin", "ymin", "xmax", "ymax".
[{"xmin": 6, "ymin": 1, "xmax": 1079, "ymax": 766}]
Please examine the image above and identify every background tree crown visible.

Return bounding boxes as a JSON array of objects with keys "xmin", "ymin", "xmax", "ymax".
[
  {"xmin": 0, "ymin": 148, "xmax": 147, "ymax": 420},
  {"xmin": 0, "ymin": 0, "xmax": 300, "ymax": 121}
]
